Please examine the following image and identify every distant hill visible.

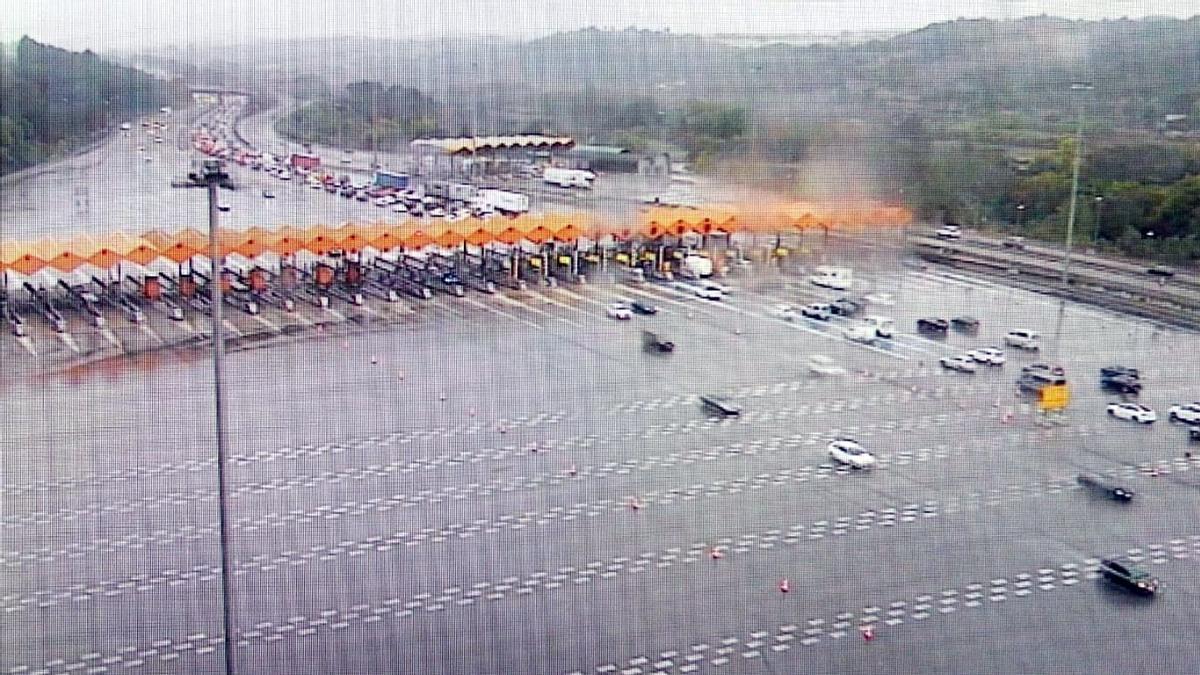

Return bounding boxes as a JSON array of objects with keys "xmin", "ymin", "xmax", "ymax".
[
  {"xmin": 0, "ymin": 37, "xmax": 180, "ymax": 175},
  {"xmin": 150, "ymin": 17, "xmax": 1198, "ymax": 132}
]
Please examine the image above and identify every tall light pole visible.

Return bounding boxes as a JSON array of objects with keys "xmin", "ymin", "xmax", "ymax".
[
  {"xmin": 1092, "ymin": 195, "xmax": 1104, "ymax": 246},
  {"xmin": 1060, "ymin": 82, "xmax": 1093, "ymax": 288},
  {"xmin": 172, "ymin": 159, "xmax": 237, "ymax": 675},
  {"xmin": 1016, "ymin": 203, "xmax": 1026, "ymax": 229}
]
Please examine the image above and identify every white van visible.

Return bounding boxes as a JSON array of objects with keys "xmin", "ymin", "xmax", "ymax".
[
  {"xmin": 809, "ymin": 266, "xmax": 853, "ymax": 290},
  {"xmin": 1004, "ymin": 329, "xmax": 1041, "ymax": 351},
  {"xmin": 862, "ymin": 315, "xmax": 896, "ymax": 339}
]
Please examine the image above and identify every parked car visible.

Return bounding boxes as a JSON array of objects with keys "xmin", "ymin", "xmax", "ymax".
[
  {"xmin": 1103, "ymin": 376, "xmax": 1142, "ymax": 395},
  {"xmin": 830, "ymin": 297, "xmax": 863, "ymax": 317},
  {"xmin": 1076, "ymin": 474, "xmax": 1134, "ymax": 502},
  {"xmin": 967, "ymin": 347, "xmax": 1006, "ymax": 366},
  {"xmin": 1106, "ymin": 402, "xmax": 1156, "ymax": 423},
  {"xmin": 1101, "ymin": 366, "xmax": 1140, "ymax": 380},
  {"xmin": 1147, "ymin": 265, "xmax": 1175, "ymax": 278},
  {"xmin": 951, "ymin": 316, "xmax": 980, "ymax": 333},
  {"xmin": 1099, "ymin": 558, "xmax": 1159, "ymax": 595},
  {"xmin": 1023, "ymin": 363, "xmax": 1066, "ymax": 378},
  {"xmin": 939, "ymin": 355, "xmax": 978, "ymax": 373},
  {"xmin": 801, "ymin": 303, "xmax": 833, "ymax": 320},
  {"xmin": 1168, "ymin": 403, "xmax": 1200, "ymax": 424},
  {"xmin": 1002, "ymin": 236, "xmax": 1026, "ymax": 249},
  {"xmin": 917, "ymin": 317, "xmax": 949, "ymax": 334},
  {"xmin": 1004, "ymin": 329, "xmax": 1040, "ymax": 350},
  {"xmin": 772, "ymin": 304, "xmax": 798, "ymax": 321}
]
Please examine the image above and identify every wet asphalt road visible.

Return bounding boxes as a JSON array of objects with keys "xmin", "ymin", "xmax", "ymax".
[{"xmin": 4, "ymin": 245, "xmax": 1200, "ymax": 675}]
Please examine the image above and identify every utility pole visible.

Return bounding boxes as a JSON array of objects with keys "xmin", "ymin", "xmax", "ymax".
[{"xmin": 172, "ymin": 159, "xmax": 237, "ymax": 675}]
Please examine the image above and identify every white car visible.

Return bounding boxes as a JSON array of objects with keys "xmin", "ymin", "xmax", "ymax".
[
  {"xmin": 842, "ymin": 325, "xmax": 877, "ymax": 344},
  {"xmin": 772, "ymin": 304, "xmax": 798, "ymax": 321},
  {"xmin": 861, "ymin": 315, "xmax": 895, "ymax": 338},
  {"xmin": 391, "ymin": 203, "xmax": 409, "ymax": 213},
  {"xmin": 1107, "ymin": 402, "xmax": 1157, "ymax": 424},
  {"xmin": 828, "ymin": 438, "xmax": 876, "ymax": 468},
  {"xmin": 936, "ymin": 225, "xmax": 962, "ymax": 240},
  {"xmin": 863, "ymin": 292, "xmax": 896, "ymax": 306},
  {"xmin": 606, "ymin": 303, "xmax": 633, "ymax": 320},
  {"xmin": 801, "ymin": 303, "xmax": 832, "ymax": 320},
  {"xmin": 807, "ymin": 354, "xmax": 847, "ymax": 376},
  {"xmin": 1004, "ymin": 329, "xmax": 1041, "ymax": 351},
  {"xmin": 939, "ymin": 355, "xmax": 978, "ymax": 373},
  {"xmin": 967, "ymin": 347, "xmax": 1006, "ymax": 366},
  {"xmin": 1168, "ymin": 403, "xmax": 1200, "ymax": 424},
  {"xmin": 694, "ymin": 286, "xmax": 723, "ymax": 301}
]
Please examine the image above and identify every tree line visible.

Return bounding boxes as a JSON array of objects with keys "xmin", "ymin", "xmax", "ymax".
[{"xmin": 0, "ymin": 37, "xmax": 178, "ymax": 175}]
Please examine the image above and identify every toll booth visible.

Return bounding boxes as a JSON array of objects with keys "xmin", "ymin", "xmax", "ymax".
[{"xmin": 141, "ymin": 275, "xmax": 162, "ymax": 300}]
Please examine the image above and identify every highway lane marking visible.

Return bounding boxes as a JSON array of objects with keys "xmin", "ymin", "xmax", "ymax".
[
  {"xmin": 3, "ymin": 403, "xmax": 1102, "ymax": 559},
  {"xmin": 496, "ymin": 293, "xmax": 583, "ymax": 328},
  {"xmin": 16, "ymin": 336, "xmax": 37, "ymax": 356},
  {"xmin": 57, "ymin": 332, "xmax": 81, "ymax": 353},
  {"xmin": 582, "ymin": 536, "xmax": 1200, "ymax": 675},
  {"xmin": 100, "ymin": 327, "xmax": 123, "ymax": 348},
  {"xmin": 21, "ymin": 488, "xmax": 1198, "ymax": 674},
  {"xmin": 0, "ymin": 376, "xmax": 979, "ymax": 500},
  {"xmin": 8, "ymin": 375, "xmax": 1036, "ymax": 514},
  {"xmin": 458, "ymin": 295, "xmax": 541, "ymax": 329},
  {"xmin": 250, "ymin": 314, "xmax": 280, "ymax": 333},
  {"xmin": 138, "ymin": 324, "xmax": 165, "ymax": 346}
]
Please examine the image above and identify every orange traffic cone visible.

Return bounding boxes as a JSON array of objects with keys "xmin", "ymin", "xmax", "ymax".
[{"xmin": 778, "ymin": 578, "xmax": 790, "ymax": 593}]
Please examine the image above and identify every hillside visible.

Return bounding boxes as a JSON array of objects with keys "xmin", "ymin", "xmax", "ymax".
[{"xmin": 0, "ymin": 37, "xmax": 179, "ymax": 175}]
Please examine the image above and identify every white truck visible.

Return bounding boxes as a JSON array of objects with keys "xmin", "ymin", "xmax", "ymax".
[
  {"xmin": 809, "ymin": 266, "xmax": 854, "ymax": 290},
  {"xmin": 543, "ymin": 167, "xmax": 595, "ymax": 188},
  {"xmin": 678, "ymin": 254, "xmax": 713, "ymax": 279},
  {"xmin": 476, "ymin": 189, "xmax": 529, "ymax": 214}
]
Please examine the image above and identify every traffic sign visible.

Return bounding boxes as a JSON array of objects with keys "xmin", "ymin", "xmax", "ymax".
[{"xmin": 1038, "ymin": 384, "xmax": 1070, "ymax": 411}]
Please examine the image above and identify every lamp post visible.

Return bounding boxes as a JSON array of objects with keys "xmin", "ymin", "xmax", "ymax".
[
  {"xmin": 1016, "ymin": 203, "xmax": 1026, "ymax": 228},
  {"xmin": 1092, "ymin": 195, "xmax": 1104, "ymax": 246},
  {"xmin": 172, "ymin": 159, "xmax": 237, "ymax": 675},
  {"xmin": 1060, "ymin": 82, "xmax": 1094, "ymax": 288}
]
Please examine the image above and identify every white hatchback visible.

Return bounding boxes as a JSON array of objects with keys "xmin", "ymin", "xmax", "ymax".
[
  {"xmin": 828, "ymin": 439, "xmax": 876, "ymax": 468},
  {"xmin": 606, "ymin": 303, "xmax": 633, "ymax": 320}
]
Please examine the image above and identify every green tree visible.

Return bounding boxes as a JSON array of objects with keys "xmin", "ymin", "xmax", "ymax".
[{"xmin": 1153, "ymin": 175, "xmax": 1200, "ymax": 239}]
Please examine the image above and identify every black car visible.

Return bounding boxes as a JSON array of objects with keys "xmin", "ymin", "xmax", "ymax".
[
  {"xmin": 642, "ymin": 331, "xmax": 675, "ymax": 353},
  {"xmin": 700, "ymin": 395, "xmax": 741, "ymax": 417},
  {"xmin": 830, "ymin": 298, "xmax": 863, "ymax": 317},
  {"xmin": 1017, "ymin": 371, "xmax": 1065, "ymax": 394},
  {"xmin": 917, "ymin": 317, "xmax": 949, "ymax": 334},
  {"xmin": 951, "ymin": 316, "xmax": 981, "ymax": 333},
  {"xmin": 1101, "ymin": 366, "xmax": 1140, "ymax": 380},
  {"xmin": 1101, "ymin": 374, "xmax": 1142, "ymax": 394},
  {"xmin": 630, "ymin": 301, "xmax": 658, "ymax": 316},
  {"xmin": 1189, "ymin": 425, "xmax": 1200, "ymax": 442},
  {"xmin": 1099, "ymin": 558, "xmax": 1159, "ymax": 595},
  {"xmin": 1076, "ymin": 474, "xmax": 1134, "ymax": 502},
  {"xmin": 1147, "ymin": 265, "xmax": 1175, "ymax": 278}
]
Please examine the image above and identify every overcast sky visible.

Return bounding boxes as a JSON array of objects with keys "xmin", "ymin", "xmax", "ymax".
[{"xmin": 4, "ymin": 0, "xmax": 1196, "ymax": 51}]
